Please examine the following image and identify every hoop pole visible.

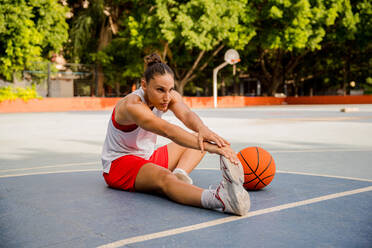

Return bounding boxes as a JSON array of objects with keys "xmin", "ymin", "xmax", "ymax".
[{"xmin": 213, "ymin": 61, "xmax": 229, "ymax": 108}]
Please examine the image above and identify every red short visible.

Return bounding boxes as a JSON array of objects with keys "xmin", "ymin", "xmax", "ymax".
[{"xmin": 103, "ymin": 145, "xmax": 168, "ymax": 192}]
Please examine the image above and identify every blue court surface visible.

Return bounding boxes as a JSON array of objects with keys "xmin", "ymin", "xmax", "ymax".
[{"xmin": 1, "ymin": 104, "xmax": 372, "ymax": 247}]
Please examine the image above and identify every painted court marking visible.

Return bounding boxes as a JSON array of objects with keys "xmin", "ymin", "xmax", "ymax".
[
  {"xmin": 197, "ymin": 168, "xmax": 372, "ymax": 183},
  {"xmin": 0, "ymin": 168, "xmax": 100, "ymax": 178},
  {"xmin": 1, "ymin": 165, "xmax": 372, "ymax": 182},
  {"xmin": 3, "ymin": 167, "xmax": 371, "ymax": 183},
  {"xmin": 270, "ymin": 148, "xmax": 372, "ymax": 153},
  {"xmin": 0, "ymin": 161, "xmax": 97, "ymax": 173},
  {"xmin": 1, "ymin": 147, "xmax": 371, "ymax": 176},
  {"xmin": 277, "ymin": 170, "xmax": 372, "ymax": 183},
  {"xmin": 255, "ymin": 116, "xmax": 372, "ymax": 122},
  {"xmin": 97, "ymin": 185, "xmax": 372, "ymax": 248}
]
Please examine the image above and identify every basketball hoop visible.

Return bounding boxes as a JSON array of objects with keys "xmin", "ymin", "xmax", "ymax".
[
  {"xmin": 213, "ymin": 49, "xmax": 241, "ymax": 108},
  {"xmin": 224, "ymin": 49, "xmax": 240, "ymax": 65}
]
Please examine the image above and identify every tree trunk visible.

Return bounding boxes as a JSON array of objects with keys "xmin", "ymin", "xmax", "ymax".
[
  {"xmin": 221, "ymin": 76, "xmax": 226, "ymax": 96},
  {"xmin": 260, "ymin": 49, "xmax": 307, "ymax": 96},
  {"xmin": 342, "ymin": 56, "xmax": 350, "ymax": 96},
  {"xmin": 115, "ymin": 82, "xmax": 120, "ymax": 96},
  {"xmin": 97, "ymin": 64, "xmax": 105, "ymax": 97},
  {"xmin": 233, "ymin": 72, "xmax": 239, "ymax": 95},
  {"xmin": 96, "ymin": 6, "xmax": 116, "ymax": 97},
  {"xmin": 269, "ymin": 76, "xmax": 283, "ymax": 96},
  {"xmin": 175, "ymin": 80, "xmax": 184, "ymax": 95},
  {"xmin": 168, "ymin": 44, "xmax": 224, "ymax": 96}
]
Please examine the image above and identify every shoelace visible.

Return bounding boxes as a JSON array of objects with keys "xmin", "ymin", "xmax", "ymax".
[{"xmin": 208, "ymin": 184, "xmax": 218, "ymax": 190}]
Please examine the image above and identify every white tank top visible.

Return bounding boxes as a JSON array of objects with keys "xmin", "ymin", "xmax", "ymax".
[{"xmin": 101, "ymin": 87, "xmax": 164, "ymax": 173}]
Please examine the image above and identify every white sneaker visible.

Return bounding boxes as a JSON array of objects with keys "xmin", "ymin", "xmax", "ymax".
[
  {"xmin": 173, "ymin": 168, "xmax": 193, "ymax": 184},
  {"xmin": 214, "ymin": 155, "xmax": 250, "ymax": 216}
]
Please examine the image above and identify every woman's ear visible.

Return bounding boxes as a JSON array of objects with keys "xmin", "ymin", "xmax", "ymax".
[{"xmin": 141, "ymin": 79, "xmax": 147, "ymax": 90}]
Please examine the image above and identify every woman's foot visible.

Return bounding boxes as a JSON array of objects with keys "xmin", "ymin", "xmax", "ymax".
[{"xmin": 214, "ymin": 155, "xmax": 250, "ymax": 216}]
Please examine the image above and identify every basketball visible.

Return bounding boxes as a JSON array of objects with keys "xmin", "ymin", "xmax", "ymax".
[{"xmin": 237, "ymin": 147, "xmax": 276, "ymax": 190}]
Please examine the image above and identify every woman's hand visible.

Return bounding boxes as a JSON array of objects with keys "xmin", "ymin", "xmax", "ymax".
[
  {"xmin": 207, "ymin": 144, "xmax": 240, "ymax": 165},
  {"xmin": 198, "ymin": 126, "xmax": 230, "ymax": 153}
]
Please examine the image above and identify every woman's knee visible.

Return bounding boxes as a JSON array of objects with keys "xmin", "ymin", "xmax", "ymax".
[{"xmin": 157, "ymin": 170, "xmax": 178, "ymax": 194}]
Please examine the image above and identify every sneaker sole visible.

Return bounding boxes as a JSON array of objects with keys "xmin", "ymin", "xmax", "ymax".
[
  {"xmin": 220, "ymin": 156, "xmax": 244, "ymax": 186},
  {"xmin": 220, "ymin": 156, "xmax": 251, "ymax": 215}
]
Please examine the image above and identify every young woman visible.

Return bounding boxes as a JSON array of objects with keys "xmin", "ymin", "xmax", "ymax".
[{"xmin": 101, "ymin": 54, "xmax": 250, "ymax": 215}]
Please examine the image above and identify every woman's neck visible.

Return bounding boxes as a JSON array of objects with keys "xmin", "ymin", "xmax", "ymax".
[{"xmin": 143, "ymin": 93, "xmax": 154, "ymax": 109}]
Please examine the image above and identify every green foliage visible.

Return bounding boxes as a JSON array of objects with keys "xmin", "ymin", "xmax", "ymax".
[
  {"xmin": 156, "ymin": 0, "xmax": 255, "ymax": 50},
  {"xmin": 98, "ymin": 2, "xmax": 160, "ymax": 87},
  {"xmin": 238, "ymin": 0, "xmax": 371, "ymax": 95},
  {"xmin": 0, "ymin": 0, "xmax": 69, "ymax": 81},
  {"xmin": 64, "ymin": 0, "xmax": 371, "ymax": 96},
  {"xmin": 248, "ymin": 0, "xmax": 353, "ymax": 52},
  {"xmin": 0, "ymin": 85, "xmax": 41, "ymax": 102},
  {"xmin": 67, "ymin": 0, "xmax": 107, "ymax": 63}
]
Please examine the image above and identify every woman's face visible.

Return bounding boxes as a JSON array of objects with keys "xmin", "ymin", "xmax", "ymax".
[{"xmin": 142, "ymin": 73, "xmax": 175, "ymax": 112}]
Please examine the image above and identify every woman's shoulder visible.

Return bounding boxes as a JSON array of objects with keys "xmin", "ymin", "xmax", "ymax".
[
  {"xmin": 114, "ymin": 93, "xmax": 144, "ymax": 124},
  {"xmin": 170, "ymin": 89, "xmax": 182, "ymax": 102},
  {"xmin": 118, "ymin": 93, "xmax": 142, "ymax": 106},
  {"xmin": 115, "ymin": 93, "xmax": 142, "ymax": 114}
]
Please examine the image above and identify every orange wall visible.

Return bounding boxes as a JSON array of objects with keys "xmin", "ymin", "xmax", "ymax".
[
  {"xmin": 0, "ymin": 98, "xmax": 121, "ymax": 113},
  {"xmin": 286, "ymin": 95, "xmax": 372, "ymax": 105},
  {"xmin": 0, "ymin": 95, "xmax": 371, "ymax": 113},
  {"xmin": 182, "ymin": 96, "xmax": 286, "ymax": 108}
]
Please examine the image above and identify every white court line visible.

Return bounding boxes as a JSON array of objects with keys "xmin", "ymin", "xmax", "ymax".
[
  {"xmin": 97, "ymin": 185, "xmax": 372, "ymax": 248},
  {"xmin": 270, "ymin": 148, "xmax": 372, "ymax": 153},
  {"xmin": 0, "ymin": 161, "xmax": 97, "ymax": 172},
  {"xmin": 277, "ymin": 170, "xmax": 372, "ymax": 183},
  {"xmin": 257, "ymin": 116, "xmax": 372, "ymax": 122},
  {"xmin": 1, "ymin": 147, "xmax": 371, "ymax": 174},
  {"xmin": 197, "ymin": 167, "xmax": 372, "ymax": 183},
  {"xmin": 0, "ymin": 168, "xmax": 100, "ymax": 178},
  {"xmin": 1, "ymin": 164, "xmax": 372, "ymax": 183}
]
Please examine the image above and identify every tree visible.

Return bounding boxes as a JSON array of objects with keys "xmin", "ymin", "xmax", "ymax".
[
  {"xmin": 65, "ymin": 0, "xmax": 370, "ymax": 97},
  {"xmin": 241, "ymin": 0, "xmax": 362, "ymax": 96},
  {"xmin": 66, "ymin": 0, "xmax": 121, "ymax": 96},
  {"xmin": 155, "ymin": 0, "xmax": 256, "ymax": 95},
  {"xmin": 325, "ymin": 0, "xmax": 371, "ymax": 95},
  {"xmin": 94, "ymin": 0, "xmax": 256, "ymax": 95},
  {"xmin": 286, "ymin": 0, "xmax": 371, "ymax": 96},
  {"xmin": 0, "ymin": 0, "xmax": 69, "ymax": 81},
  {"xmin": 97, "ymin": 1, "xmax": 162, "ymax": 94}
]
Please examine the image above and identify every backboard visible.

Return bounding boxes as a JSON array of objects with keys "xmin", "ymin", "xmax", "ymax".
[{"xmin": 224, "ymin": 49, "xmax": 240, "ymax": 65}]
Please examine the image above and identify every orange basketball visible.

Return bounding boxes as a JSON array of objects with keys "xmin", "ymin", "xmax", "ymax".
[{"xmin": 237, "ymin": 147, "xmax": 276, "ymax": 190}]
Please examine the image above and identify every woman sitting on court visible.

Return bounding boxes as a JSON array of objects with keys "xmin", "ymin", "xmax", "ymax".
[{"xmin": 101, "ymin": 53, "xmax": 250, "ymax": 215}]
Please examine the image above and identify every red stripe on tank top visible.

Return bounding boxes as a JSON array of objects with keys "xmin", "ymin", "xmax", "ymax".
[{"xmin": 111, "ymin": 107, "xmax": 138, "ymax": 132}]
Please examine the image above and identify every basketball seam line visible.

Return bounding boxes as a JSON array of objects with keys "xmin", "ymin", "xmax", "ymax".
[
  {"xmin": 244, "ymin": 174, "xmax": 275, "ymax": 185},
  {"xmin": 240, "ymin": 151, "xmax": 265, "ymax": 187},
  {"xmin": 254, "ymin": 147, "xmax": 260, "ymax": 173},
  {"xmin": 254, "ymin": 156, "xmax": 274, "ymax": 188},
  {"xmin": 258, "ymin": 156, "xmax": 272, "ymax": 177},
  {"xmin": 239, "ymin": 150, "xmax": 266, "ymax": 188},
  {"xmin": 253, "ymin": 147, "xmax": 268, "ymax": 189}
]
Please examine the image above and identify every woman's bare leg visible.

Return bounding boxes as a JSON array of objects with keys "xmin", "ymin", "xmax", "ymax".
[
  {"xmin": 167, "ymin": 142, "xmax": 206, "ymax": 173},
  {"xmin": 134, "ymin": 159, "xmax": 251, "ymax": 216},
  {"xmin": 134, "ymin": 163, "xmax": 203, "ymax": 207}
]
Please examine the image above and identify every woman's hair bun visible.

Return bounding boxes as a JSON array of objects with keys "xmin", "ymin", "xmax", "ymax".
[
  {"xmin": 143, "ymin": 53, "xmax": 174, "ymax": 82},
  {"xmin": 144, "ymin": 53, "xmax": 162, "ymax": 68}
]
